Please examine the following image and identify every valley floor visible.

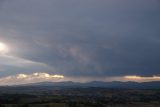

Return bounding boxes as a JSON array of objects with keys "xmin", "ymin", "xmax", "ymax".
[{"xmin": 0, "ymin": 87, "xmax": 159, "ymax": 107}]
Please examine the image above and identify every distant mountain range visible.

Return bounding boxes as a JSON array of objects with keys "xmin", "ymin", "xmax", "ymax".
[{"xmin": 21, "ymin": 81, "xmax": 160, "ymax": 89}]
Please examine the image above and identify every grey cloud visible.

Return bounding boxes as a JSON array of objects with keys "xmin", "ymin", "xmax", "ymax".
[
  {"xmin": 0, "ymin": 54, "xmax": 53, "ymax": 77},
  {"xmin": 0, "ymin": 0, "xmax": 160, "ymax": 78}
]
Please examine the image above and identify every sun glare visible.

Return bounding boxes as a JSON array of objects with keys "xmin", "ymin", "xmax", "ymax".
[{"xmin": 0, "ymin": 42, "xmax": 9, "ymax": 54}]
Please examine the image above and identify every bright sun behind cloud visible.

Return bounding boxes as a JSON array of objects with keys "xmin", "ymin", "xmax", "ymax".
[{"xmin": 0, "ymin": 42, "xmax": 9, "ymax": 54}]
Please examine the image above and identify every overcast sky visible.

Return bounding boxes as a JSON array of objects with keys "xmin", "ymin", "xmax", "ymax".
[{"xmin": 0, "ymin": 0, "xmax": 160, "ymax": 84}]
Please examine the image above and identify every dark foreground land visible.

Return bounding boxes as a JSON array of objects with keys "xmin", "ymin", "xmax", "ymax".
[{"xmin": 0, "ymin": 86, "xmax": 159, "ymax": 107}]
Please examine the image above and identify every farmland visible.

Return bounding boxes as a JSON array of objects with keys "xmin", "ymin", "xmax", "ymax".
[{"xmin": 0, "ymin": 86, "xmax": 159, "ymax": 107}]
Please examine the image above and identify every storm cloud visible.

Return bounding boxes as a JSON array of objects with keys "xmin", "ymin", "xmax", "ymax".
[{"xmin": 0, "ymin": 0, "xmax": 160, "ymax": 81}]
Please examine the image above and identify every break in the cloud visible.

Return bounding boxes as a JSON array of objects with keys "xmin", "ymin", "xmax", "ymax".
[
  {"xmin": 0, "ymin": 0, "xmax": 160, "ymax": 83},
  {"xmin": 0, "ymin": 72, "xmax": 64, "ymax": 86},
  {"xmin": 124, "ymin": 75, "xmax": 160, "ymax": 82}
]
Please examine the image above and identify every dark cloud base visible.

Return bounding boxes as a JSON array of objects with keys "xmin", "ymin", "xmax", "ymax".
[{"xmin": 0, "ymin": 0, "xmax": 160, "ymax": 78}]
